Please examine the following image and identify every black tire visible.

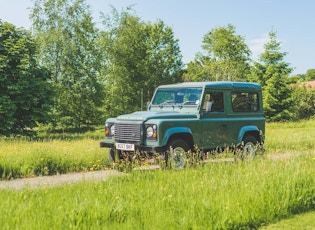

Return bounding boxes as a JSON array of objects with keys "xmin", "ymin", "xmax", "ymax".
[
  {"xmin": 108, "ymin": 148, "xmax": 115, "ymax": 163},
  {"xmin": 240, "ymin": 135, "xmax": 258, "ymax": 159},
  {"xmin": 166, "ymin": 139, "xmax": 190, "ymax": 169}
]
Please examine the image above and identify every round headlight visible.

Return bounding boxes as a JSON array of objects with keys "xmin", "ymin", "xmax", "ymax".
[
  {"xmin": 146, "ymin": 126, "xmax": 154, "ymax": 137},
  {"xmin": 110, "ymin": 125, "xmax": 115, "ymax": 135}
]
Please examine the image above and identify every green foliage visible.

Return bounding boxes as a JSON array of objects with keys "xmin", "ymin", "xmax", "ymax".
[
  {"xmin": 249, "ymin": 31, "xmax": 292, "ymax": 87},
  {"xmin": 305, "ymin": 69, "xmax": 315, "ymax": 81},
  {"xmin": 249, "ymin": 31, "xmax": 294, "ymax": 121},
  {"xmin": 184, "ymin": 24, "xmax": 251, "ymax": 82},
  {"xmin": 291, "ymin": 86, "xmax": 315, "ymax": 120},
  {"xmin": 100, "ymin": 9, "xmax": 183, "ymax": 117},
  {"xmin": 0, "ymin": 20, "xmax": 53, "ymax": 136},
  {"xmin": 183, "ymin": 55, "xmax": 211, "ymax": 82},
  {"xmin": 287, "ymin": 74, "xmax": 304, "ymax": 84},
  {"xmin": 31, "ymin": 0, "xmax": 105, "ymax": 128},
  {"xmin": 264, "ymin": 71, "xmax": 294, "ymax": 121},
  {"xmin": 3, "ymin": 0, "xmax": 313, "ymax": 131}
]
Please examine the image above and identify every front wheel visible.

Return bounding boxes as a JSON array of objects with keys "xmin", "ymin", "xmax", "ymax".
[
  {"xmin": 108, "ymin": 148, "xmax": 122, "ymax": 165},
  {"xmin": 166, "ymin": 139, "xmax": 190, "ymax": 170},
  {"xmin": 108, "ymin": 148, "xmax": 115, "ymax": 163}
]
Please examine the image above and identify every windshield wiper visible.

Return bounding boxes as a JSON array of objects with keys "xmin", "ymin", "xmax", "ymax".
[
  {"xmin": 177, "ymin": 100, "xmax": 197, "ymax": 108},
  {"xmin": 159, "ymin": 100, "xmax": 175, "ymax": 107}
]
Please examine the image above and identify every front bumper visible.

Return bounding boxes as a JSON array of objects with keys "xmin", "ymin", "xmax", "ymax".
[{"xmin": 100, "ymin": 141, "xmax": 168, "ymax": 153}]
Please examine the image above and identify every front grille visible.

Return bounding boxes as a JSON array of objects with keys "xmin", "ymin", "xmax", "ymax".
[{"xmin": 115, "ymin": 123, "xmax": 142, "ymax": 142}]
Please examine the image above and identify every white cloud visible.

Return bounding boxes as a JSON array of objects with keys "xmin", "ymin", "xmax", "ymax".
[
  {"xmin": 248, "ymin": 32, "xmax": 288, "ymax": 61},
  {"xmin": 248, "ymin": 33, "xmax": 269, "ymax": 60}
]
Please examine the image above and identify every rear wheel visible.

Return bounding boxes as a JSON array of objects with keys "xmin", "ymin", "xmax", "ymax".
[
  {"xmin": 167, "ymin": 139, "xmax": 190, "ymax": 169},
  {"xmin": 239, "ymin": 135, "xmax": 258, "ymax": 159}
]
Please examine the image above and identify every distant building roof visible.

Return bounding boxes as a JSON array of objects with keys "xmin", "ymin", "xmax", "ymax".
[
  {"xmin": 293, "ymin": 80, "xmax": 315, "ymax": 89},
  {"xmin": 305, "ymin": 80, "xmax": 315, "ymax": 89}
]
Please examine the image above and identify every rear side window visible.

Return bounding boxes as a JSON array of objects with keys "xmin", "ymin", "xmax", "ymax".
[{"xmin": 231, "ymin": 92, "xmax": 259, "ymax": 112}]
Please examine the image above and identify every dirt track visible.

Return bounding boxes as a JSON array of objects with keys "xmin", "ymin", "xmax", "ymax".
[
  {"xmin": 0, "ymin": 169, "xmax": 123, "ymax": 190},
  {"xmin": 0, "ymin": 153, "xmax": 312, "ymax": 190}
]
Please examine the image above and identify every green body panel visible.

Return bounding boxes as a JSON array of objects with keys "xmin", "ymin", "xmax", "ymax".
[{"xmin": 102, "ymin": 81, "xmax": 265, "ymax": 152}]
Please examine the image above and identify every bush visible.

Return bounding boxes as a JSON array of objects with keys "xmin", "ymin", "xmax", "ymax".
[{"xmin": 292, "ymin": 86, "xmax": 315, "ymax": 120}]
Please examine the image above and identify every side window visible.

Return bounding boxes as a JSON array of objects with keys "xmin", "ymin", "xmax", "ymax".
[
  {"xmin": 231, "ymin": 92, "xmax": 259, "ymax": 112},
  {"xmin": 202, "ymin": 91, "xmax": 224, "ymax": 112}
]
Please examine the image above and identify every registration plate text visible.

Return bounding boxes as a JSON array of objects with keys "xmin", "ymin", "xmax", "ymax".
[{"xmin": 116, "ymin": 143, "xmax": 135, "ymax": 151}]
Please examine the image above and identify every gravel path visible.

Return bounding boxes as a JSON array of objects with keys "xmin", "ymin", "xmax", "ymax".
[{"xmin": 0, "ymin": 170, "xmax": 123, "ymax": 190}]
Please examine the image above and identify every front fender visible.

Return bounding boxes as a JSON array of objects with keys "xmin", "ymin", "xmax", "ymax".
[
  {"xmin": 237, "ymin": 126, "xmax": 259, "ymax": 143},
  {"xmin": 161, "ymin": 127, "xmax": 192, "ymax": 146}
]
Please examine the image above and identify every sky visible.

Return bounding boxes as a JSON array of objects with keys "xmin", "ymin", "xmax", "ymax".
[{"xmin": 0, "ymin": 0, "xmax": 314, "ymax": 75}]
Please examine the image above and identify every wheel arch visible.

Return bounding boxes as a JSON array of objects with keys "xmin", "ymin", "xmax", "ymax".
[
  {"xmin": 162, "ymin": 127, "xmax": 194, "ymax": 151},
  {"xmin": 237, "ymin": 126, "xmax": 261, "ymax": 144}
]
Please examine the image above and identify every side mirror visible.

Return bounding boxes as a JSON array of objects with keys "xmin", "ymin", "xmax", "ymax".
[{"xmin": 146, "ymin": 102, "xmax": 151, "ymax": 110}]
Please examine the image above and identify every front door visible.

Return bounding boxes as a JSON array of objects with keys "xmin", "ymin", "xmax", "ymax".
[{"xmin": 200, "ymin": 90, "xmax": 228, "ymax": 149}]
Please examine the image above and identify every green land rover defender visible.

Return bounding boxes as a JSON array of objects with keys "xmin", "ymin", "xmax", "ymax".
[{"xmin": 100, "ymin": 81, "xmax": 265, "ymax": 167}]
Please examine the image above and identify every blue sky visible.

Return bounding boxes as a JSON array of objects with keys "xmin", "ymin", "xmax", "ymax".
[{"xmin": 0, "ymin": 0, "xmax": 314, "ymax": 75}]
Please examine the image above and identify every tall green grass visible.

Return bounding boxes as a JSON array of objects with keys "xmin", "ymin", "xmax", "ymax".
[
  {"xmin": 265, "ymin": 119, "xmax": 315, "ymax": 153},
  {"xmin": 0, "ymin": 154, "xmax": 314, "ymax": 229},
  {"xmin": 0, "ymin": 139, "xmax": 109, "ymax": 179},
  {"xmin": 261, "ymin": 211, "xmax": 315, "ymax": 229}
]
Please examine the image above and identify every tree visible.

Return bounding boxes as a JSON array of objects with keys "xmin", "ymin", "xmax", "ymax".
[
  {"xmin": 292, "ymin": 86, "xmax": 315, "ymax": 119},
  {"xmin": 100, "ymin": 9, "xmax": 183, "ymax": 117},
  {"xmin": 287, "ymin": 75, "xmax": 304, "ymax": 84},
  {"xmin": 184, "ymin": 24, "xmax": 251, "ymax": 82},
  {"xmin": 183, "ymin": 55, "xmax": 214, "ymax": 82},
  {"xmin": 305, "ymin": 69, "xmax": 315, "ymax": 81},
  {"xmin": 30, "ymin": 0, "xmax": 105, "ymax": 128},
  {"xmin": 263, "ymin": 69, "xmax": 294, "ymax": 121},
  {"xmin": 0, "ymin": 20, "xmax": 53, "ymax": 136},
  {"xmin": 249, "ymin": 31, "xmax": 294, "ymax": 121}
]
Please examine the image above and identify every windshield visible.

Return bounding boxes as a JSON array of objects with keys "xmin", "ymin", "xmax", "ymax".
[{"xmin": 151, "ymin": 87, "xmax": 203, "ymax": 106}]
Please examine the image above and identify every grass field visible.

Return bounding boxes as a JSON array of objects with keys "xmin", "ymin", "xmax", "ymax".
[
  {"xmin": 0, "ymin": 120, "xmax": 314, "ymax": 229},
  {"xmin": 0, "ymin": 154, "xmax": 314, "ymax": 229},
  {"xmin": 261, "ymin": 211, "xmax": 315, "ymax": 229},
  {"xmin": 265, "ymin": 120, "xmax": 315, "ymax": 153},
  {"xmin": 0, "ymin": 138, "xmax": 108, "ymax": 179}
]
